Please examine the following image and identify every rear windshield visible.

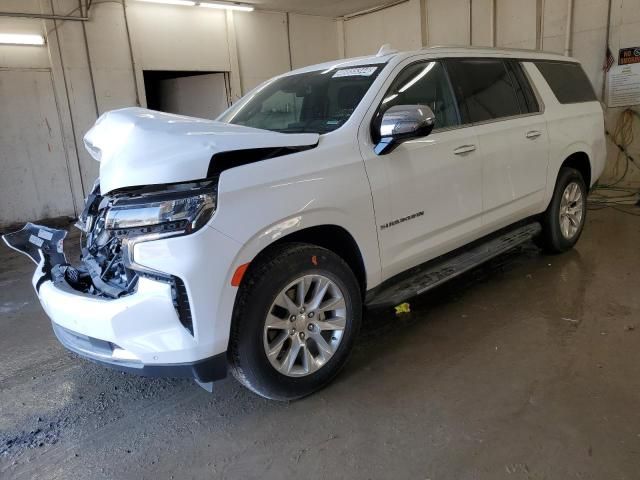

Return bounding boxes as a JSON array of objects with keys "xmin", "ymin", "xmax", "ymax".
[
  {"xmin": 218, "ymin": 66, "xmax": 382, "ymax": 134},
  {"xmin": 534, "ymin": 61, "xmax": 597, "ymax": 104}
]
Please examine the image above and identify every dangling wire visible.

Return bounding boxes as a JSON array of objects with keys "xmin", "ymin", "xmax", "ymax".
[{"xmin": 588, "ymin": 108, "xmax": 640, "ymax": 216}]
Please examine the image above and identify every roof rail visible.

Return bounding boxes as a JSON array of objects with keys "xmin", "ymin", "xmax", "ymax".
[{"xmin": 421, "ymin": 45, "xmax": 562, "ymax": 56}]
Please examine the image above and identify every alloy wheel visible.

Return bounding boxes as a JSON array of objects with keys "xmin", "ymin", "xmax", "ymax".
[
  {"xmin": 559, "ymin": 181, "xmax": 584, "ymax": 239},
  {"xmin": 263, "ymin": 274, "xmax": 347, "ymax": 377}
]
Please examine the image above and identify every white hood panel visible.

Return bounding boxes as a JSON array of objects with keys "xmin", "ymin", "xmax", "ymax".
[{"xmin": 83, "ymin": 108, "xmax": 319, "ymax": 194}]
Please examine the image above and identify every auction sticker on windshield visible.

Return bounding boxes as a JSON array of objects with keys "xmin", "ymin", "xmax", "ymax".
[{"xmin": 333, "ymin": 67, "xmax": 378, "ymax": 78}]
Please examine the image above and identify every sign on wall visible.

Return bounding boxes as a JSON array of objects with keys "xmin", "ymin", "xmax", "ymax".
[
  {"xmin": 619, "ymin": 47, "xmax": 640, "ymax": 66},
  {"xmin": 607, "ymin": 63, "xmax": 640, "ymax": 108}
]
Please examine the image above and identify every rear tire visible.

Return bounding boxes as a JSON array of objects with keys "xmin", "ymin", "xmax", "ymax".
[
  {"xmin": 537, "ymin": 167, "xmax": 587, "ymax": 253},
  {"xmin": 228, "ymin": 243, "xmax": 362, "ymax": 401}
]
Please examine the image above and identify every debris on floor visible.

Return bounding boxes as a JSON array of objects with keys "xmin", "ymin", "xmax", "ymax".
[
  {"xmin": 562, "ymin": 317, "xmax": 579, "ymax": 324},
  {"xmin": 394, "ymin": 302, "xmax": 411, "ymax": 315}
]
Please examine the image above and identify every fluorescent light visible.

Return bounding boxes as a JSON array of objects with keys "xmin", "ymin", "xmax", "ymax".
[
  {"xmin": 138, "ymin": 0, "xmax": 197, "ymax": 5},
  {"xmin": 199, "ymin": 2, "xmax": 254, "ymax": 11},
  {"xmin": 0, "ymin": 33, "xmax": 45, "ymax": 46},
  {"xmin": 136, "ymin": 0, "xmax": 253, "ymax": 9}
]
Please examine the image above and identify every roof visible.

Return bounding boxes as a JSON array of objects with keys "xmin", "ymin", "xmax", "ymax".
[
  {"xmin": 289, "ymin": 54, "xmax": 395, "ymax": 75},
  {"xmin": 419, "ymin": 45, "xmax": 575, "ymax": 62},
  {"xmin": 288, "ymin": 45, "xmax": 577, "ymax": 76}
]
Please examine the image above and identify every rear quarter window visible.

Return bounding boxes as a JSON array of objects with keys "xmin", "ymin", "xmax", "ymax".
[{"xmin": 534, "ymin": 61, "xmax": 597, "ymax": 104}]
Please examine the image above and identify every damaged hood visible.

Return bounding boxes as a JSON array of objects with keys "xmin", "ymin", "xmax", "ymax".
[{"xmin": 83, "ymin": 107, "xmax": 320, "ymax": 194}]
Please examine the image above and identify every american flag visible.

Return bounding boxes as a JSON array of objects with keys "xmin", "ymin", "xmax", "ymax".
[{"xmin": 603, "ymin": 47, "xmax": 615, "ymax": 72}]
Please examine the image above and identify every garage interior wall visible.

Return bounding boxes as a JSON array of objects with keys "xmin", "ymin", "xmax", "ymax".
[
  {"xmin": 340, "ymin": 0, "xmax": 640, "ymax": 187},
  {"xmin": 0, "ymin": 0, "xmax": 639, "ymax": 227},
  {"xmin": 0, "ymin": 0, "xmax": 341, "ymax": 226}
]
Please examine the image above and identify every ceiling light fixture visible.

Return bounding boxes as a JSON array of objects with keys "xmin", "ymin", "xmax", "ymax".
[
  {"xmin": 137, "ymin": 0, "xmax": 253, "ymax": 9},
  {"xmin": 199, "ymin": 2, "xmax": 254, "ymax": 11},
  {"xmin": 138, "ymin": 0, "xmax": 197, "ymax": 6},
  {"xmin": 0, "ymin": 33, "xmax": 45, "ymax": 45}
]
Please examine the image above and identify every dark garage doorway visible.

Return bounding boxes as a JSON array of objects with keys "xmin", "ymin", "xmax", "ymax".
[{"xmin": 143, "ymin": 70, "xmax": 230, "ymax": 120}]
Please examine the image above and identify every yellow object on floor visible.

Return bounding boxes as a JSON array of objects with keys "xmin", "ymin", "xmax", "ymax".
[{"xmin": 395, "ymin": 302, "xmax": 411, "ymax": 315}]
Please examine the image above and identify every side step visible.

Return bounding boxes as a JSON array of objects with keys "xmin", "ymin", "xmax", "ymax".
[{"xmin": 365, "ymin": 222, "xmax": 541, "ymax": 309}]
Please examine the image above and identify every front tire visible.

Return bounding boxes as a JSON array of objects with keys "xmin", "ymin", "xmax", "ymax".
[
  {"xmin": 538, "ymin": 167, "xmax": 587, "ymax": 253},
  {"xmin": 228, "ymin": 243, "xmax": 362, "ymax": 401}
]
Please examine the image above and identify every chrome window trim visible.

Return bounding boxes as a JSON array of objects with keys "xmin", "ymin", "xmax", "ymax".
[
  {"xmin": 470, "ymin": 110, "xmax": 545, "ymax": 128},
  {"xmin": 429, "ymin": 109, "xmax": 546, "ymax": 134},
  {"xmin": 367, "ymin": 55, "xmax": 550, "ymax": 143}
]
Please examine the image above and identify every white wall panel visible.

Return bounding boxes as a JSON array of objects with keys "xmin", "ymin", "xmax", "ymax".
[
  {"xmin": 471, "ymin": 0, "xmax": 493, "ymax": 46},
  {"xmin": 49, "ymin": 0, "xmax": 101, "ymax": 197},
  {"xmin": 0, "ymin": 69, "xmax": 75, "ymax": 225},
  {"xmin": 612, "ymin": 0, "xmax": 640, "ymax": 51},
  {"xmin": 84, "ymin": 2, "xmax": 138, "ymax": 113},
  {"xmin": 344, "ymin": 0, "xmax": 421, "ymax": 57},
  {"xmin": 289, "ymin": 14, "xmax": 339, "ymax": 69},
  {"xmin": 496, "ymin": 0, "xmax": 536, "ymax": 49},
  {"xmin": 126, "ymin": 1, "xmax": 230, "ymax": 71},
  {"xmin": 428, "ymin": 0, "xmax": 470, "ymax": 46},
  {"xmin": 542, "ymin": 0, "xmax": 567, "ymax": 41},
  {"xmin": 571, "ymin": 0, "xmax": 609, "ymax": 98},
  {"xmin": 234, "ymin": 10, "xmax": 290, "ymax": 93}
]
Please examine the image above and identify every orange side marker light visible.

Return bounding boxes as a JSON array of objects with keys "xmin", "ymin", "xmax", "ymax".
[{"xmin": 231, "ymin": 262, "xmax": 250, "ymax": 287}]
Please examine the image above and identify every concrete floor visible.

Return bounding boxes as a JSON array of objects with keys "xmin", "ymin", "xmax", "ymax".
[{"xmin": 1, "ymin": 208, "xmax": 639, "ymax": 479}]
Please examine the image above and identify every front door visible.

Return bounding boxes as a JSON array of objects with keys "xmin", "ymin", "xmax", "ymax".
[{"xmin": 358, "ymin": 59, "xmax": 484, "ymax": 280}]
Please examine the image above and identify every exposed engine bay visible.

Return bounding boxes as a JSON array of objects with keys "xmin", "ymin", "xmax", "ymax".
[
  {"xmin": 4, "ymin": 188, "xmax": 146, "ymax": 300},
  {"xmin": 72, "ymin": 184, "xmax": 139, "ymax": 299},
  {"xmin": 71, "ymin": 178, "xmax": 216, "ymax": 299},
  {"xmin": 3, "ymin": 179, "xmax": 218, "ymax": 335},
  {"xmin": 2, "ymin": 178, "xmax": 218, "ymax": 334}
]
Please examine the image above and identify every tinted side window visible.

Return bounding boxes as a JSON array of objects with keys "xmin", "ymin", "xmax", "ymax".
[
  {"xmin": 507, "ymin": 61, "xmax": 540, "ymax": 113},
  {"xmin": 446, "ymin": 59, "xmax": 521, "ymax": 123},
  {"xmin": 534, "ymin": 61, "xmax": 597, "ymax": 104},
  {"xmin": 374, "ymin": 61, "xmax": 459, "ymax": 135}
]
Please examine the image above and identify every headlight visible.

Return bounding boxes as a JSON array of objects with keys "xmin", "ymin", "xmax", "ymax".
[{"xmin": 105, "ymin": 186, "xmax": 217, "ymax": 235}]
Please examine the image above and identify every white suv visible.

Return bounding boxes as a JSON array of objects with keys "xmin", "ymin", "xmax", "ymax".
[{"xmin": 4, "ymin": 47, "xmax": 605, "ymax": 400}]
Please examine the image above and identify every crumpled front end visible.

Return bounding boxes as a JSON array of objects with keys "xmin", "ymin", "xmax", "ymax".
[{"xmin": 1, "ymin": 179, "xmax": 233, "ymax": 385}]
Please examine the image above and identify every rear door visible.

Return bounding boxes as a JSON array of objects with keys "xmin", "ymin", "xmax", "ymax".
[{"xmin": 446, "ymin": 58, "xmax": 549, "ymax": 228}]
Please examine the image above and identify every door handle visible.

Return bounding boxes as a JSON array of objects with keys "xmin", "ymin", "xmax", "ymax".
[
  {"xmin": 453, "ymin": 144, "xmax": 476, "ymax": 155},
  {"xmin": 526, "ymin": 130, "xmax": 542, "ymax": 139}
]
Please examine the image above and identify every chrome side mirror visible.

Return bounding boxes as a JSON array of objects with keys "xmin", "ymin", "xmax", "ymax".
[{"xmin": 374, "ymin": 105, "xmax": 435, "ymax": 155}]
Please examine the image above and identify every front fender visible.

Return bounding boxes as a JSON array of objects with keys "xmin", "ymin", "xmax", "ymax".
[
  {"xmin": 228, "ymin": 209, "xmax": 376, "ymax": 275},
  {"xmin": 207, "ymin": 211, "xmax": 379, "ymax": 354}
]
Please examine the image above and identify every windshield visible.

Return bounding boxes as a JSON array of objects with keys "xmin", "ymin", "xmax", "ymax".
[{"xmin": 218, "ymin": 65, "xmax": 382, "ymax": 134}]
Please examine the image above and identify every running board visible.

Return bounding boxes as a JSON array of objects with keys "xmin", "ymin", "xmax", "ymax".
[{"xmin": 365, "ymin": 222, "xmax": 541, "ymax": 309}]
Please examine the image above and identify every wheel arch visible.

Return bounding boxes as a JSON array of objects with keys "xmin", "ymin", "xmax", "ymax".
[
  {"xmin": 248, "ymin": 224, "xmax": 368, "ymax": 297},
  {"xmin": 543, "ymin": 145, "xmax": 593, "ymax": 212},
  {"xmin": 560, "ymin": 151, "xmax": 592, "ymax": 190}
]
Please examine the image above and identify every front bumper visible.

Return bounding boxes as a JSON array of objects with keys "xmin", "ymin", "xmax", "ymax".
[
  {"xmin": 52, "ymin": 322, "xmax": 226, "ymax": 382},
  {"xmin": 3, "ymin": 222, "xmax": 242, "ymax": 382}
]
